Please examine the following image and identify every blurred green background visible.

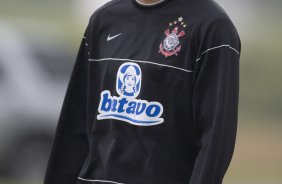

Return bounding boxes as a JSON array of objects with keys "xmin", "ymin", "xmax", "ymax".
[{"xmin": 0, "ymin": 0, "xmax": 281, "ymax": 184}]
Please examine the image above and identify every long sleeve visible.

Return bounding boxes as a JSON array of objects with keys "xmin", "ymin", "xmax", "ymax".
[
  {"xmin": 189, "ymin": 18, "xmax": 241, "ymax": 184},
  {"xmin": 43, "ymin": 28, "xmax": 89, "ymax": 184}
]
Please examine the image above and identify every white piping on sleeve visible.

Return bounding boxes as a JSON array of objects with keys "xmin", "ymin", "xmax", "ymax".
[
  {"xmin": 78, "ymin": 177, "xmax": 125, "ymax": 184},
  {"xmin": 196, "ymin": 44, "xmax": 240, "ymax": 62}
]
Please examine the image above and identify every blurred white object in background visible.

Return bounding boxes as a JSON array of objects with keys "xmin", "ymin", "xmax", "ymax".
[{"xmin": 0, "ymin": 21, "xmax": 69, "ymax": 182}]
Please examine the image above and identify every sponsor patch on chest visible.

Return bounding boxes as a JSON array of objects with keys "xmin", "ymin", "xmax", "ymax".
[{"xmin": 97, "ymin": 62, "xmax": 164, "ymax": 126}]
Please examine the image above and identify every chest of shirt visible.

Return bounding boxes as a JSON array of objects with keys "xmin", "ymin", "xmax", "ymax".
[
  {"xmin": 85, "ymin": 12, "xmax": 196, "ymax": 127},
  {"xmin": 88, "ymin": 10, "xmax": 197, "ymax": 67}
]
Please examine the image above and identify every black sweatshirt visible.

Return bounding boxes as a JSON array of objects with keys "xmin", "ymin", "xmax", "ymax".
[{"xmin": 44, "ymin": 0, "xmax": 241, "ymax": 183}]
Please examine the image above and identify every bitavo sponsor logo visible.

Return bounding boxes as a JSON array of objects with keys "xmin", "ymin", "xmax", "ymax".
[{"xmin": 97, "ymin": 62, "xmax": 164, "ymax": 126}]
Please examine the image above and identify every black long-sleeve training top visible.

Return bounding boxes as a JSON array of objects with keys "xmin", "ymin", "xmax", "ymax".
[{"xmin": 44, "ymin": 0, "xmax": 241, "ymax": 183}]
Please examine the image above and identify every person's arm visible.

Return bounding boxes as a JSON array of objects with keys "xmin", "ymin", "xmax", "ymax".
[
  {"xmin": 189, "ymin": 18, "xmax": 241, "ymax": 184},
  {"xmin": 43, "ymin": 27, "xmax": 90, "ymax": 184}
]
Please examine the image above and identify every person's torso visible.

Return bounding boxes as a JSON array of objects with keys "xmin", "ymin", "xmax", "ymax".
[{"xmin": 78, "ymin": 0, "xmax": 224, "ymax": 183}]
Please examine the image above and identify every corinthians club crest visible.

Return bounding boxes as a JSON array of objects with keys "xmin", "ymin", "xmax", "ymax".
[{"xmin": 159, "ymin": 16, "xmax": 188, "ymax": 58}]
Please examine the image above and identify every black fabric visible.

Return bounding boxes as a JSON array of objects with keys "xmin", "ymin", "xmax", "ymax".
[{"xmin": 44, "ymin": 0, "xmax": 241, "ymax": 184}]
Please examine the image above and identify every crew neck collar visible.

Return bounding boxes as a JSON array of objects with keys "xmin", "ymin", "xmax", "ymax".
[{"xmin": 133, "ymin": 0, "xmax": 170, "ymax": 8}]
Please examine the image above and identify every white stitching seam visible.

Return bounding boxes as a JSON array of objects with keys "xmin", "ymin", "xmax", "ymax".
[
  {"xmin": 196, "ymin": 44, "xmax": 240, "ymax": 62},
  {"xmin": 88, "ymin": 58, "xmax": 193, "ymax": 73},
  {"xmin": 78, "ymin": 177, "xmax": 125, "ymax": 184}
]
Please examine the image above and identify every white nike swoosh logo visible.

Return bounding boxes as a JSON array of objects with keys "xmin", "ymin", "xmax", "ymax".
[{"xmin": 107, "ymin": 33, "xmax": 122, "ymax": 41}]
